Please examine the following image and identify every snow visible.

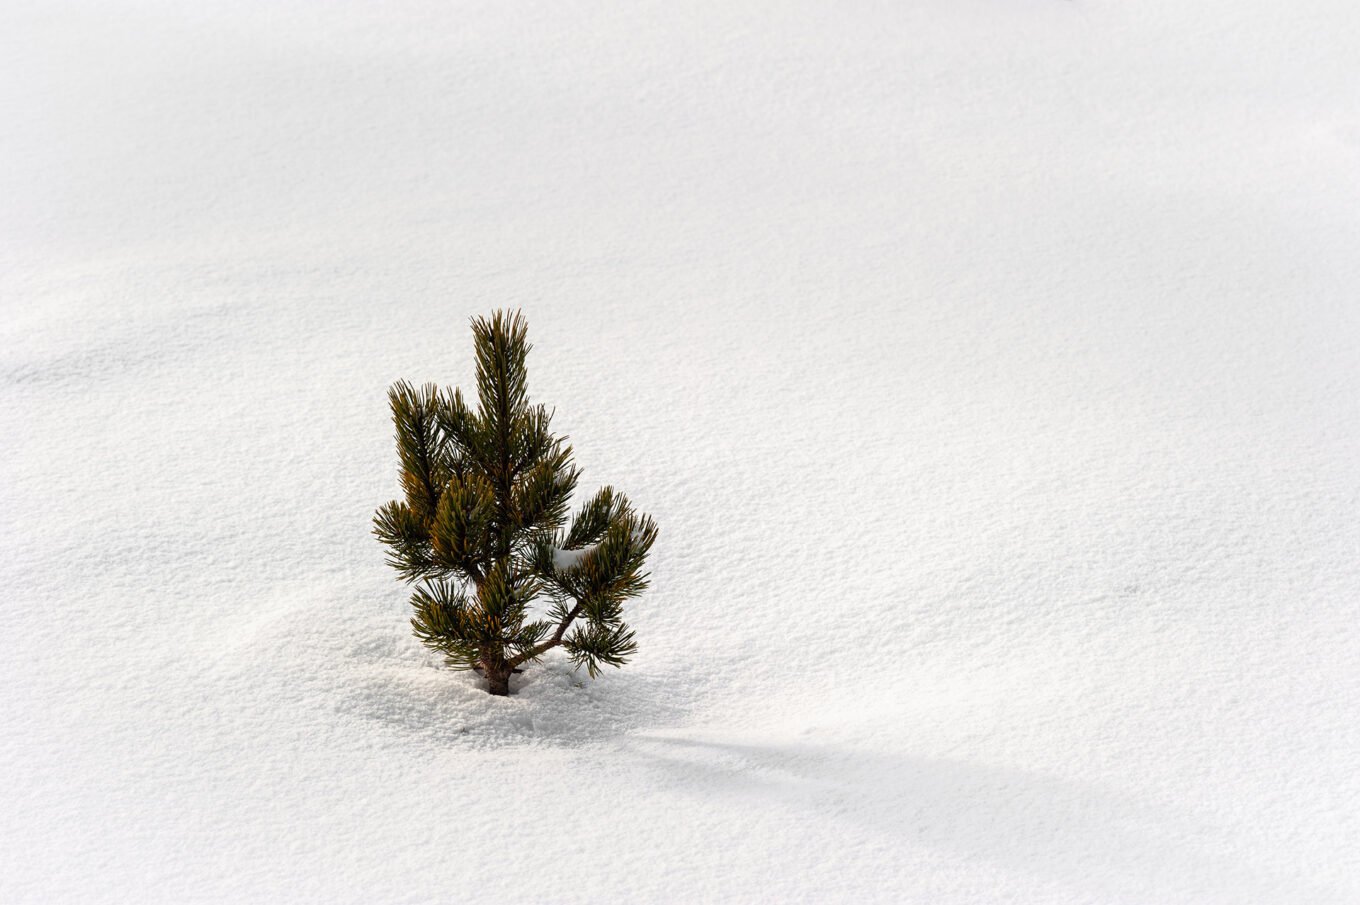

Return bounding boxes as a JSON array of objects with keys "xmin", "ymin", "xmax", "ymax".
[
  {"xmin": 3, "ymin": 0, "xmax": 1360, "ymax": 902},
  {"xmin": 552, "ymin": 542, "xmax": 600, "ymax": 573}
]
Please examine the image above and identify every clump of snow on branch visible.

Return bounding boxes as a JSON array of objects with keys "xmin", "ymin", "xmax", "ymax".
[
  {"xmin": 551, "ymin": 542, "xmax": 601, "ymax": 572},
  {"xmin": 550, "ymin": 527, "xmax": 647, "ymax": 572}
]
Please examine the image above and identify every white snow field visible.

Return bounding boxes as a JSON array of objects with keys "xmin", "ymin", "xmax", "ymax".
[{"xmin": 4, "ymin": 0, "xmax": 1360, "ymax": 901}]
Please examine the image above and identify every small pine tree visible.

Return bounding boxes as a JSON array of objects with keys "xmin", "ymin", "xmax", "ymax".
[{"xmin": 374, "ymin": 310, "xmax": 658, "ymax": 695}]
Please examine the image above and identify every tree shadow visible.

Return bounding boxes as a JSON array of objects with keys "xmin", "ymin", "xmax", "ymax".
[{"xmin": 623, "ymin": 735, "xmax": 1336, "ymax": 904}]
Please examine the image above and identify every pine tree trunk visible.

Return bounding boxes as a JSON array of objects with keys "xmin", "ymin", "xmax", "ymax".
[{"xmin": 485, "ymin": 665, "xmax": 511, "ymax": 696}]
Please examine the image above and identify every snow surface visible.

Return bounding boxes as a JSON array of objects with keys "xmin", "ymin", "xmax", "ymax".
[{"xmin": 4, "ymin": 1, "xmax": 1360, "ymax": 902}]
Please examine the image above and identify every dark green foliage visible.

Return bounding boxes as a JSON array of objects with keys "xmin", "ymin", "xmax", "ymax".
[{"xmin": 375, "ymin": 310, "xmax": 657, "ymax": 695}]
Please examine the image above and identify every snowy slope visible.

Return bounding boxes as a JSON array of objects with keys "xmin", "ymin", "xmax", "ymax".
[{"xmin": 4, "ymin": 1, "xmax": 1360, "ymax": 902}]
